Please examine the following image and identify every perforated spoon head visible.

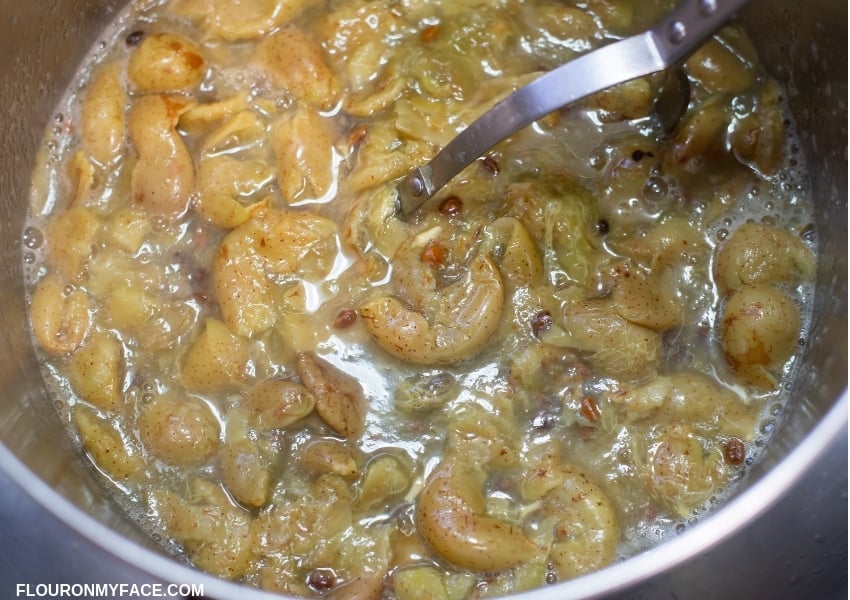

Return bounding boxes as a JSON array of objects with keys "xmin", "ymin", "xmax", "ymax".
[{"xmin": 654, "ymin": 67, "xmax": 692, "ymax": 136}]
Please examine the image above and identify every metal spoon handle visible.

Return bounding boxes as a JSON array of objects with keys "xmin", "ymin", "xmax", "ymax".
[{"xmin": 396, "ymin": 0, "xmax": 751, "ymax": 217}]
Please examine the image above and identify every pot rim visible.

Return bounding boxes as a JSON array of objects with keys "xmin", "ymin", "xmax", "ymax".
[{"xmin": 0, "ymin": 392, "xmax": 845, "ymax": 599}]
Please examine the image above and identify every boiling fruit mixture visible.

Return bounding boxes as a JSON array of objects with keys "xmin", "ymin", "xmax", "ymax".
[{"xmin": 24, "ymin": 0, "xmax": 816, "ymax": 597}]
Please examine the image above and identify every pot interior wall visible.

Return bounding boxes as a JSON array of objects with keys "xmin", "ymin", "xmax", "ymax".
[
  {"xmin": 736, "ymin": 2, "xmax": 847, "ymax": 469},
  {"xmin": 0, "ymin": 0, "xmax": 845, "ymax": 597},
  {"xmin": 0, "ymin": 0, "xmax": 142, "ymax": 536}
]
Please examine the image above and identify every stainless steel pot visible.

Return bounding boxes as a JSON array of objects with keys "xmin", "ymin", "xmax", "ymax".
[{"xmin": 0, "ymin": 1, "xmax": 845, "ymax": 598}]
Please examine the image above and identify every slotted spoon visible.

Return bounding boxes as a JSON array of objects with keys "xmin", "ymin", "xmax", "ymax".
[{"xmin": 395, "ymin": 0, "xmax": 751, "ymax": 217}]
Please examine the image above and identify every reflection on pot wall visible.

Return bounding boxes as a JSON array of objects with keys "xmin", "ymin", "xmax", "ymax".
[{"xmin": 0, "ymin": 0, "xmax": 844, "ymax": 598}]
